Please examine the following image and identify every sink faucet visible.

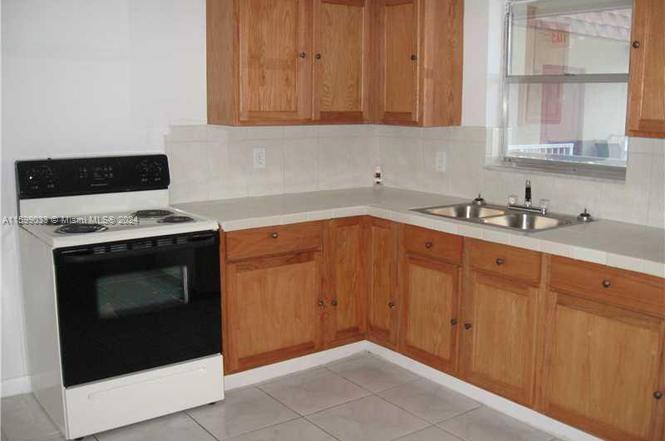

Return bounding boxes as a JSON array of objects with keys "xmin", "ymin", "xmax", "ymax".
[{"xmin": 508, "ymin": 180, "xmax": 548, "ymax": 215}]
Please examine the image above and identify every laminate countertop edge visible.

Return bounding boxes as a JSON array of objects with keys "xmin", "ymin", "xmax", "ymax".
[{"xmin": 174, "ymin": 187, "xmax": 665, "ymax": 278}]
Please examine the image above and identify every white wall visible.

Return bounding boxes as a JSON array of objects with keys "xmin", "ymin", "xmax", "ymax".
[{"xmin": 1, "ymin": 0, "xmax": 207, "ymax": 394}]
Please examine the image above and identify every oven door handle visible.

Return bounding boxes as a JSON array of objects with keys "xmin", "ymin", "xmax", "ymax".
[{"xmin": 55, "ymin": 233, "xmax": 218, "ymax": 265}]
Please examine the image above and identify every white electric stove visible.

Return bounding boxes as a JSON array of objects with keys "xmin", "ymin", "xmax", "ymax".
[{"xmin": 16, "ymin": 154, "xmax": 224, "ymax": 440}]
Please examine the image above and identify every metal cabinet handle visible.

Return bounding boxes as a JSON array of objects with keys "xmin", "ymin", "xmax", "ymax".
[
  {"xmin": 318, "ymin": 300, "xmax": 325, "ymax": 308},
  {"xmin": 388, "ymin": 301, "xmax": 396, "ymax": 309},
  {"xmin": 425, "ymin": 241, "xmax": 433, "ymax": 249},
  {"xmin": 602, "ymin": 279, "xmax": 612, "ymax": 288},
  {"xmin": 464, "ymin": 322, "xmax": 472, "ymax": 330},
  {"xmin": 654, "ymin": 391, "xmax": 663, "ymax": 400},
  {"xmin": 450, "ymin": 319, "xmax": 458, "ymax": 326},
  {"xmin": 632, "ymin": 41, "xmax": 641, "ymax": 49},
  {"xmin": 331, "ymin": 299, "xmax": 338, "ymax": 306},
  {"xmin": 271, "ymin": 232, "xmax": 279, "ymax": 239},
  {"xmin": 495, "ymin": 258, "xmax": 505, "ymax": 266},
  {"xmin": 299, "ymin": 52, "xmax": 307, "ymax": 58}
]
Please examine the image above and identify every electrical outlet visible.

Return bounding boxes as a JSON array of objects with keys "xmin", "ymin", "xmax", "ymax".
[
  {"xmin": 435, "ymin": 151, "xmax": 446, "ymax": 173},
  {"xmin": 253, "ymin": 147, "xmax": 266, "ymax": 169}
]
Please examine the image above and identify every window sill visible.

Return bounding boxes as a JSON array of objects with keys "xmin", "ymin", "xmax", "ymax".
[{"xmin": 485, "ymin": 158, "xmax": 627, "ymax": 182}]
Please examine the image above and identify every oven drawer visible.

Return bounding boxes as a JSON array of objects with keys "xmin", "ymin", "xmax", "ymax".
[
  {"xmin": 550, "ymin": 256, "xmax": 665, "ymax": 317},
  {"xmin": 467, "ymin": 239, "xmax": 542, "ymax": 285},
  {"xmin": 225, "ymin": 221, "xmax": 323, "ymax": 261},
  {"xmin": 402, "ymin": 225, "xmax": 463, "ymax": 264},
  {"xmin": 65, "ymin": 355, "xmax": 224, "ymax": 439}
]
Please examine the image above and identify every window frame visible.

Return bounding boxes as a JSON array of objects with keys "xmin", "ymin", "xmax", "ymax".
[{"xmin": 498, "ymin": 0, "xmax": 631, "ymax": 180}]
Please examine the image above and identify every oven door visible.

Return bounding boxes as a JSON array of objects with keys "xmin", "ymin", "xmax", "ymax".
[{"xmin": 54, "ymin": 231, "xmax": 221, "ymax": 387}]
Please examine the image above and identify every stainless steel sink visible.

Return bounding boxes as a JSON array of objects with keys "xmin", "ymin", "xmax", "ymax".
[
  {"xmin": 481, "ymin": 213, "xmax": 571, "ymax": 231},
  {"xmin": 414, "ymin": 204, "xmax": 507, "ymax": 219},
  {"xmin": 412, "ymin": 201, "xmax": 584, "ymax": 232}
]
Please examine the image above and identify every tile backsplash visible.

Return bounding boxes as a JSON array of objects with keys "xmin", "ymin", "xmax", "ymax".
[{"xmin": 166, "ymin": 125, "xmax": 664, "ymax": 228}]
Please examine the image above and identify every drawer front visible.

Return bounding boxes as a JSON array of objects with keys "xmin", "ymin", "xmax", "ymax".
[
  {"xmin": 550, "ymin": 256, "xmax": 665, "ymax": 318},
  {"xmin": 403, "ymin": 225, "xmax": 463, "ymax": 265},
  {"xmin": 467, "ymin": 239, "xmax": 542, "ymax": 285},
  {"xmin": 226, "ymin": 222, "xmax": 322, "ymax": 261}
]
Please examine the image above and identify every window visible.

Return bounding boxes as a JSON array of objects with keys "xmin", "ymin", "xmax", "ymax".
[{"xmin": 501, "ymin": 0, "xmax": 633, "ymax": 178}]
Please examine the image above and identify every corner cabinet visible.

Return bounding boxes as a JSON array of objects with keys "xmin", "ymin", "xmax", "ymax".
[
  {"xmin": 322, "ymin": 217, "xmax": 368, "ymax": 347},
  {"xmin": 313, "ymin": 0, "xmax": 372, "ymax": 123},
  {"xmin": 627, "ymin": 0, "xmax": 665, "ymax": 138},
  {"xmin": 207, "ymin": 0, "xmax": 462, "ymax": 126}
]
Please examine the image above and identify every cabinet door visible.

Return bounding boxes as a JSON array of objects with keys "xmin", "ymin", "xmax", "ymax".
[
  {"xmin": 313, "ymin": 0, "xmax": 370, "ymax": 123},
  {"xmin": 238, "ymin": 0, "xmax": 312, "ymax": 123},
  {"xmin": 542, "ymin": 293, "xmax": 665, "ymax": 441},
  {"xmin": 627, "ymin": 0, "xmax": 665, "ymax": 138},
  {"xmin": 400, "ymin": 255, "xmax": 460, "ymax": 373},
  {"xmin": 367, "ymin": 218, "xmax": 399, "ymax": 348},
  {"xmin": 461, "ymin": 271, "xmax": 537, "ymax": 406},
  {"xmin": 323, "ymin": 217, "xmax": 368, "ymax": 347},
  {"xmin": 225, "ymin": 252, "xmax": 322, "ymax": 373},
  {"xmin": 376, "ymin": 0, "xmax": 420, "ymax": 124}
]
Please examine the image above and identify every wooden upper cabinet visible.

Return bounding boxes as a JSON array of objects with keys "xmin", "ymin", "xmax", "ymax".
[
  {"xmin": 376, "ymin": 0, "xmax": 420, "ymax": 124},
  {"xmin": 461, "ymin": 249, "xmax": 540, "ymax": 406},
  {"xmin": 367, "ymin": 217, "xmax": 400, "ymax": 348},
  {"xmin": 627, "ymin": 0, "xmax": 665, "ymax": 138},
  {"xmin": 541, "ymin": 293, "xmax": 665, "ymax": 441},
  {"xmin": 313, "ymin": 0, "xmax": 370, "ymax": 123},
  {"xmin": 207, "ymin": 0, "xmax": 312, "ymax": 125},
  {"xmin": 239, "ymin": 0, "xmax": 312, "ymax": 123},
  {"xmin": 375, "ymin": 0, "xmax": 463, "ymax": 127},
  {"xmin": 323, "ymin": 217, "xmax": 368, "ymax": 347},
  {"xmin": 400, "ymin": 255, "xmax": 460, "ymax": 373}
]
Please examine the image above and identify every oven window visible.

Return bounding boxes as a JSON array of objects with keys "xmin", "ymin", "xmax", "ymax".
[{"xmin": 96, "ymin": 266, "xmax": 189, "ymax": 319}]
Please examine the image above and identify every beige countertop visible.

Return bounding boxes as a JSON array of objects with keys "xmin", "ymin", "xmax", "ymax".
[{"xmin": 175, "ymin": 187, "xmax": 665, "ymax": 278}]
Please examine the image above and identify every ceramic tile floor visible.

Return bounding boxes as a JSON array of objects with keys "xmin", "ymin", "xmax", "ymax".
[{"xmin": 1, "ymin": 352, "xmax": 561, "ymax": 441}]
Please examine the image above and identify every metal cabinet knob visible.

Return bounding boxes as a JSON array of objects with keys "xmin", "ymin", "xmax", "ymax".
[
  {"xmin": 450, "ymin": 319, "xmax": 458, "ymax": 326},
  {"xmin": 318, "ymin": 300, "xmax": 325, "ymax": 308},
  {"xmin": 410, "ymin": 54, "xmax": 417, "ymax": 61},
  {"xmin": 602, "ymin": 279, "xmax": 612, "ymax": 288},
  {"xmin": 331, "ymin": 299, "xmax": 338, "ymax": 306},
  {"xmin": 388, "ymin": 301, "xmax": 396, "ymax": 309},
  {"xmin": 495, "ymin": 258, "xmax": 505, "ymax": 266},
  {"xmin": 654, "ymin": 391, "xmax": 663, "ymax": 400},
  {"xmin": 315, "ymin": 53, "xmax": 321, "ymax": 60},
  {"xmin": 299, "ymin": 52, "xmax": 307, "ymax": 58},
  {"xmin": 425, "ymin": 241, "xmax": 433, "ymax": 249},
  {"xmin": 632, "ymin": 41, "xmax": 641, "ymax": 49},
  {"xmin": 271, "ymin": 232, "xmax": 279, "ymax": 239},
  {"xmin": 464, "ymin": 322, "xmax": 472, "ymax": 330}
]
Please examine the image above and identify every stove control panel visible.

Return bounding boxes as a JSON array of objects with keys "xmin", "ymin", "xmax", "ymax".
[{"xmin": 16, "ymin": 155, "xmax": 170, "ymax": 199}]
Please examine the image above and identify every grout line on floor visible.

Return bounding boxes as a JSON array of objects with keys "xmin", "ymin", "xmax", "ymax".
[{"xmin": 183, "ymin": 411, "xmax": 224, "ymax": 441}]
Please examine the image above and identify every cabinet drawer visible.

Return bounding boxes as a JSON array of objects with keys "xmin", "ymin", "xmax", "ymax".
[
  {"xmin": 226, "ymin": 222, "xmax": 322, "ymax": 261},
  {"xmin": 550, "ymin": 256, "xmax": 665, "ymax": 318},
  {"xmin": 467, "ymin": 239, "xmax": 541, "ymax": 285},
  {"xmin": 403, "ymin": 225, "xmax": 463, "ymax": 264}
]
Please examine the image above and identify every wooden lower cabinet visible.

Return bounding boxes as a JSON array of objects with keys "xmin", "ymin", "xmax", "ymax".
[
  {"xmin": 322, "ymin": 217, "xmax": 368, "ymax": 347},
  {"xmin": 460, "ymin": 270, "xmax": 538, "ymax": 406},
  {"xmin": 224, "ymin": 251, "xmax": 323, "ymax": 373},
  {"xmin": 541, "ymin": 289, "xmax": 665, "ymax": 441},
  {"xmin": 367, "ymin": 217, "xmax": 400, "ymax": 348},
  {"xmin": 399, "ymin": 254, "xmax": 460, "ymax": 373}
]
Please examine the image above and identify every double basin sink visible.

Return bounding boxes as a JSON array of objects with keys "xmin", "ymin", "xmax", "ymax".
[{"xmin": 412, "ymin": 203, "xmax": 582, "ymax": 232}]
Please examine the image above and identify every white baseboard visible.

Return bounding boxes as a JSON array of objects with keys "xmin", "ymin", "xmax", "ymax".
[
  {"xmin": 1, "ymin": 375, "xmax": 32, "ymax": 397},
  {"xmin": 224, "ymin": 341, "xmax": 370, "ymax": 390},
  {"xmin": 365, "ymin": 342, "xmax": 601, "ymax": 441}
]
